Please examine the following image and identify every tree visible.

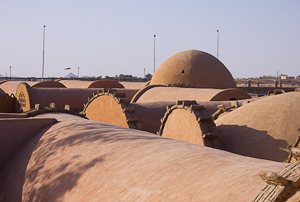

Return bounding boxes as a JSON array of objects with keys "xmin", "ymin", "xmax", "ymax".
[
  {"xmin": 145, "ymin": 73, "xmax": 152, "ymax": 79},
  {"xmin": 259, "ymin": 75, "xmax": 276, "ymax": 79},
  {"xmin": 104, "ymin": 75, "xmax": 114, "ymax": 80}
]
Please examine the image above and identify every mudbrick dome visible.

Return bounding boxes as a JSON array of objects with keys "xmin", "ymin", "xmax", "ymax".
[{"xmin": 150, "ymin": 50, "xmax": 236, "ymax": 89}]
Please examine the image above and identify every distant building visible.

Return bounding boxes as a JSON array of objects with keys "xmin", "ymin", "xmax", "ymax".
[{"xmin": 280, "ymin": 76, "xmax": 295, "ymax": 79}]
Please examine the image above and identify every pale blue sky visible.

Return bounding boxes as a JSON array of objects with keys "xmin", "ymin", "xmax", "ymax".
[{"xmin": 0, "ymin": 0, "xmax": 299, "ymax": 78}]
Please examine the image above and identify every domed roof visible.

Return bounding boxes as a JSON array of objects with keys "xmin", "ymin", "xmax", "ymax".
[{"xmin": 150, "ymin": 50, "xmax": 236, "ymax": 88}]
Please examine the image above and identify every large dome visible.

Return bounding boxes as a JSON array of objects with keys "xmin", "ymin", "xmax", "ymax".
[{"xmin": 150, "ymin": 50, "xmax": 236, "ymax": 88}]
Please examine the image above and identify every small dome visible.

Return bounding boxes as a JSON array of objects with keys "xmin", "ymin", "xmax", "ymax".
[{"xmin": 150, "ymin": 50, "xmax": 236, "ymax": 88}]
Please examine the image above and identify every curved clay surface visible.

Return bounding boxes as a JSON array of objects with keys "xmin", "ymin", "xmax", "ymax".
[
  {"xmin": 15, "ymin": 83, "xmax": 138, "ymax": 112},
  {"xmin": 0, "ymin": 118, "xmax": 57, "ymax": 171},
  {"xmin": 59, "ymin": 80, "xmax": 124, "ymax": 88},
  {"xmin": 0, "ymin": 96, "xmax": 15, "ymax": 113},
  {"xmin": 31, "ymin": 81, "xmax": 66, "ymax": 88},
  {"xmin": 0, "ymin": 81, "xmax": 65, "ymax": 95},
  {"xmin": 0, "ymin": 80, "xmax": 7, "ymax": 85},
  {"xmin": 119, "ymin": 81, "xmax": 148, "ymax": 89},
  {"xmin": 0, "ymin": 113, "xmax": 27, "ymax": 118},
  {"xmin": 134, "ymin": 86, "xmax": 251, "ymax": 103},
  {"xmin": 0, "ymin": 112, "xmax": 294, "ymax": 201},
  {"xmin": 161, "ymin": 109, "xmax": 208, "ymax": 145},
  {"xmin": 158, "ymin": 101, "xmax": 221, "ymax": 148},
  {"xmin": 132, "ymin": 101, "xmax": 175, "ymax": 133},
  {"xmin": 85, "ymin": 94, "xmax": 175, "ymax": 133},
  {"xmin": 215, "ymin": 92, "xmax": 300, "ymax": 162},
  {"xmin": 85, "ymin": 95, "xmax": 129, "ymax": 128},
  {"xmin": 85, "ymin": 91, "xmax": 261, "ymax": 135},
  {"xmin": 139, "ymin": 101, "xmax": 232, "ymax": 133},
  {"xmin": 0, "ymin": 88, "xmax": 6, "ymax": 95},
  {"xmin": 150, "ymin": 50, "xmax": 236, "ymax": 88},
  {"xmin": 130, "ymin": 84, "xmax": 164, "ymax": 103}
]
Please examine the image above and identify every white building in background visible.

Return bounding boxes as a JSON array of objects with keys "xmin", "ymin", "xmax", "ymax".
[{"xmin": 281, "ymin": 75, "xmax": 295, "ymax": 79}]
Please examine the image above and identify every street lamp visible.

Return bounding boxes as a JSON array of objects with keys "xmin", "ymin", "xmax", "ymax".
[
  {"xmin": 64, "ymin": 67, "xmax": 71, "ymax": 79},
  {"xmin": 78, "ymin": 67, "xmax": 80, "ymax": 78},
  {"xmin": 42, "ymin": 25, "xmax": 46, "ymax": 81},
  {"xmin": 217, "ymin": 30, "xmax": 219, "ymax": 59},
  {"xmin": 144, "ymin": 68, "xmax": 145, "ymax": 78},
  {"xmin": 9, "ymin": 66, "xmax": 11, "ymax": 80},
  {"xmin": 154, "ymin": 35, "xmax": 156, "ymax": 74}
]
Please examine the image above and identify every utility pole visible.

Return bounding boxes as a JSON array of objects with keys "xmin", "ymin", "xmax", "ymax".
[
  {"xmin": 42, "ymin": 25, "xmax": 46, "ymax": 81},
  {"xmin": 154, "ymin": 35, "xmax": 156, "ymax": 74},
  {"xmin": 217, "ymin": 30, "xmax": 219, "ymax": 59}
]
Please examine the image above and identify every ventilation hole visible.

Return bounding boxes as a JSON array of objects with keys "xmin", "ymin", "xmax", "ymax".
[
  {"xmin": 229, "ymin": 98, "xmax": 237, "ymax": 100},
  {"xmin": 181, "ymin": 70, "xmax": 185, "ymax": 74},
  {"xmin": 18, "ymin": 92, "xmax": 26, "ymax": 107}
]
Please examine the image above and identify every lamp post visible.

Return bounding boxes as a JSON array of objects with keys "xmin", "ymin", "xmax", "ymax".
[
  {"xmin": 42, "ymin": 25, "xmax": 46, "ymax": 81},
  {"xmin": 217, "ymin": 30, "xmax": 219, "ymax": 59},
  {"xmin": 154, "ymin": 35, "xmax": 156, "ymax": 74},
  {"xmin": 144, "ymin": 68, "xmax": 145, "ymax": 78},
  {"xmin": 9, "ymin": 66, "xmax": 11, "ymax": 80},
  {"xmin": 64, "ymin": 67, "xmax": 71, "ymax": 79},
  {"xmin": 78, "ymin": 67, "xmax": 80, "ymax": 78}
]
